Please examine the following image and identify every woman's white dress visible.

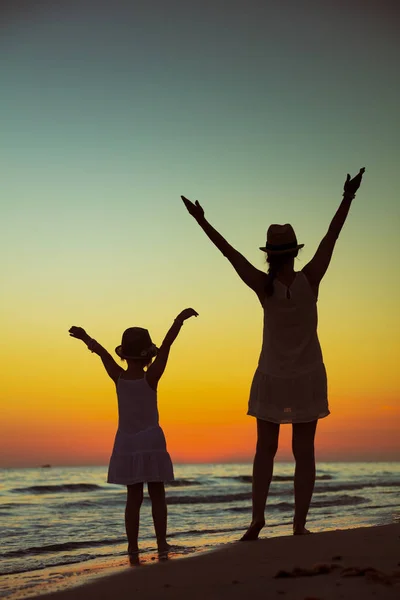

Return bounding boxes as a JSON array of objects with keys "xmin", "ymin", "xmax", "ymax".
[{"xmin": 248, "ymin": 271, "xmax": 330, "ymax": 424}]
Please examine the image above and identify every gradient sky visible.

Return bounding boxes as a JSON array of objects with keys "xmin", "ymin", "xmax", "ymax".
[{"xmin": 1, "ymin": 0, "xmax": 399, "ymax": 466}]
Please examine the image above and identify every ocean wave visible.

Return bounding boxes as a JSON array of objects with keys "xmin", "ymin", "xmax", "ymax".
[
  {"xmin": 62, "ymin": 499, "xmax": 109, "ymax": 509},
  {"xmin": 311, "ymin": 495, "xmax": 369, "ymax": 508},
  {"xmin": 11, "ymin": 484, "xmax": 103, "ymax": 494},
  {"xmin": 0, "ymin": 525, "xmax": 248, "ymax": 561},
  {"xmin": 228, "ymin": 505, "xmax": 257, "ymax": 513},
  {"xmin": 358, "ymin": 502, "xmax": 399, "ymax": 511},
  {"xmin": 10, "ymin": 478, "xmax": 398, "ymax": 498},
  {"xmin": 229, "ymin": 494, "xmax": 369, "ymax": 512},
  {"xmin": 0, "ymin": 537, "xmax": 126, "ymax": 559},
  {"xmin": 265, "ymin": 494, "xmax": 369, "ymax": 510},
  {"xmin": 223, "ymin": 474, "xmax": 333, "ymax": 483},
  {"xmin": 167, "ymin": 485, "xmax": 394, "ymax": 507},
  {"xmin": 55, "ymin": 481, "xmax": 400, "ymax": 510},
  {"xmin": 0, "ymin": 502, "xmax": 32, "ymax": 509},
  {"xmin": 169, "ymin": 526, "xmax": 240, "ymax": 538},
  {"xmin": 226, "ymin": 475, "xmax": 252, "ymax": 483},
  {"xmin": 229, "ymin": 501, "xmax": 294, "ymax": 513},
  {"xmin": 275, "ymin": 474, "xmax": 333, "ymax": 481},
  {"xmin": 0, "ymin": 553, "xmax": 104, "ymax": 577},
  {"xmin": 314, "ymin": 480, "xmax": 400, "ymax": 494},
  {"xmin": 167, "ymin": 479, "xmax": 200, "ymax": 487},
  {"xmin": 167, "ymin": 492, "xmax": 251, "ymax": 505}
]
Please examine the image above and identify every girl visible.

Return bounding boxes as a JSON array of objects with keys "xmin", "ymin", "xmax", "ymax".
[
  {"xmin": 69, "ymin": 307, "xmax": 198, "ymax": 555},
  {"xmin": 181, "ymin": 168, "xmax": 364, "ymax": 539}
]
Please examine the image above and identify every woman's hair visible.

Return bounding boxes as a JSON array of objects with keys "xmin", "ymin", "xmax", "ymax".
[{"xmin": 265, "ymin": 250, "xmax": 298, "ymax": 297}]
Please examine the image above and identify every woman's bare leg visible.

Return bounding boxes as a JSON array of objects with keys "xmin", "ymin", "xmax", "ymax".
[
  {"xmin": 292, "ymin": 420, "xmax": 317, "ymax": 534},
  {"xmin": 147, "ymin": 482, "xmax": 169, "ymax": 552},
  {"xmin": 125, "ymin": 483, "xmax": 143, "ymax": 553},
  {"xmin": 241, "ymin": 419, "xmax": 280, "ymax": 541}
]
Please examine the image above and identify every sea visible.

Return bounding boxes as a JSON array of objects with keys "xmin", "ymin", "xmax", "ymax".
[{"xmin": 1, "ymin": 462, "xmax": 399, "ymax": 599}]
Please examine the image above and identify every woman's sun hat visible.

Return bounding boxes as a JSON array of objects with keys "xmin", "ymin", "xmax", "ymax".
[
  {"xmin": 259, "ymin": 224, "xmax": 304, "ymax": 254},
  {"xmin": 115, "ymin": 327, "xmax": 158, "ymax": 359}
]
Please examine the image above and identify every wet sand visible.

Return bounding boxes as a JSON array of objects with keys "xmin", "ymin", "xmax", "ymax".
[{"xmin": 27, "ymin": 524, "xmax": 400, "ymax": 600}]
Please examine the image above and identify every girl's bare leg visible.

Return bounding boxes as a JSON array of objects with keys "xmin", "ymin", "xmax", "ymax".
[
  {"xmin": 241, "ymin": 419, "xmax": 280, "ymax": 541},
  {"xmin": 125, "ymin": 483, "xmax": 144, "ymax": 554},
  {"xmin": 292, "ymin": 420, "xmax": 317, "ymax": 534},
  {"xmin": 147, "ymin": 482, "xmax": 169, "ymax": 552}
]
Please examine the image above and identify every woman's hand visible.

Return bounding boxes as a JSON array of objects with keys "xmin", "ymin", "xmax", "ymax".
[
  {"xmin": 69, "ymin": 326, "xmax": 89, "ymax": 341},
  {"xmin": 343, "ymin": 168, "xmax": 365, "ymax": 196},
  {"xmin": 175, "ymin": 308, "xmax": 199, "ymax": 323},
  {"xmin": 181, "ymin": 196, "xmax": 205, "ymax": 221}
]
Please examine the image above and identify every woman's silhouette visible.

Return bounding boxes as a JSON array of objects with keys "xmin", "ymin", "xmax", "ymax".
[{"xmin": 182, "ymin": 168, "xmax": 365, "ymax": 539}]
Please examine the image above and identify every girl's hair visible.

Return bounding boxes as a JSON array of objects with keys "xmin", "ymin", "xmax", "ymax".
[
  {"xmin": 120, "ymin": 357, "xmax": 153, "ymax": 369},
  {"xmin": 265, "ymin": 250, "xmax": 298, "ymax": 297}
]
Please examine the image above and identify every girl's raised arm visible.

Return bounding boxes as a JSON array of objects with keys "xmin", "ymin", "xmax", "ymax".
[
  {"xmin": 69, "ymin": 326, "xmax": 123, "ymax": 383},
  {"xmin": 181, "ymin": 196, "xmax": 267, "ymax": 301},
  {"xmin": 146, "ymin": 308, "xmax": 198, "ymax": 390},
  {"xmin": 302, "ymin": 168, "xmax": 365, "ymax": 292}
]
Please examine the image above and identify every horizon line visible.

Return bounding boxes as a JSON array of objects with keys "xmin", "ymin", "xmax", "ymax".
[{"xmin": 1, "ymin": 459, "xmax": 400, "ymax": 469}]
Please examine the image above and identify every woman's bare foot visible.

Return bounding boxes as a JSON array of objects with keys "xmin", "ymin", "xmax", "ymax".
[
  {"xmin": 293, "ymin": 526, "xmax": 312, "ymax": 535},
  {"xmin": 240, "ymin": 520, "xmax": 265, "ymax": 541}
]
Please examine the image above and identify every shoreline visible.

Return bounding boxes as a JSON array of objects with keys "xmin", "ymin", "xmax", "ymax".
[
  {"xmin": 1, "ymin": 543, "xmax": 210, "ymax": 600},
  {"xmin": 9, "ymin": 523, "xmax": 399, "ymax": 600}
]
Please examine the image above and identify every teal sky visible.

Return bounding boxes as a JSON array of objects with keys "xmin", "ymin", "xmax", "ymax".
[
  {"xmin": 1, "ymin": 0, "xmax": 399, "ymax": 373},
  {"xmin": 1, "ymin": 1, "xmax": 400, "ymax": 466}
]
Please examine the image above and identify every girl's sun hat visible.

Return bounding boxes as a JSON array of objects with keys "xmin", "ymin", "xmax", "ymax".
[
  {"xmin": 259, "ymin": 224, "xmax": 304, "ymax": 254},
  {"xmin": 115, "ymin": 327, "xmax": 158, "ymax": 359}
]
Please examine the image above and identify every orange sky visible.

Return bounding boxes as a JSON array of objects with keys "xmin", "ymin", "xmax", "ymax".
[
  {"xmin": 1, "ymin": 1, "xmax": 400, "ymax": 468},
  {"xmin": 1, "ymin": 336, "xmax": 399, "ymax": 466}
]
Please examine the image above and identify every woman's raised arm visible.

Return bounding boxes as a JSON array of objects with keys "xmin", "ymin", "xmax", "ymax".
[
  {"xmin": 302, "ymin": 168, "xmax": 365, "ymax": 290},
  {"xmin": 181, "ymin": 196, "xmax": 266, "ymax": 300}
]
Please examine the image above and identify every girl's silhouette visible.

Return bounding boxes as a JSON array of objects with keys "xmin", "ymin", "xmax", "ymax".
[
  {"xmin": 69, "ymin": 308, "xmax": 198, "ymax": 555},
  {"xmin": 182, "ymin": 168, "xmax": 364, "ymax": 539}
]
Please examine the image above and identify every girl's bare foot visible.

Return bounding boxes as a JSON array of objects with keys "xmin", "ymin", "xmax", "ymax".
[
  {"xmin": 240, "ymin": 520, "xmax": 265, "ymax": 541},
  {"xmin": 127, "ymin": 545, "xmax": 140, "ymax": 565},
  {"xmin": 157, "ymin": 540, "xmax": 171, "ymax": 554},
  {"xmin": 128, "ymin": 553, "xmax": 140, "ymax": 565}
]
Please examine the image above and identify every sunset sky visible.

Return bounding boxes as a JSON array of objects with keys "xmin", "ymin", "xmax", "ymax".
[{"xmin": 1, "ymin": 0, "xmax": 399, "ymax": 467}]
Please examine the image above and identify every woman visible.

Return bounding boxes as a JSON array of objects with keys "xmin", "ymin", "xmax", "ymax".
[{"xmin": 181, "ymin": 168, "xmax": 365, "ymax": 539}]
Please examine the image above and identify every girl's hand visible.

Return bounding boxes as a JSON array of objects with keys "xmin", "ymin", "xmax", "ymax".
[
  {"xmin": 181, "ymin": 196, "xmax": 205, "ymax": 221},
  {"xmin": 176, "ymin": 308, "xmax": 199, "ymax": 323},
  {"xmin": 343, "ymin": 168, "xmax": 365, "ymax": 196},
  {"xmin": 69, "ymin": 326, "xmax": 88, "ymax": 340}
]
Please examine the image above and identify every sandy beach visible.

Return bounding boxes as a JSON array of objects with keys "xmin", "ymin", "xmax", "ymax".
[{"xmin": 24, "ymin": 524, "xmax": 399, "ymax": 600}]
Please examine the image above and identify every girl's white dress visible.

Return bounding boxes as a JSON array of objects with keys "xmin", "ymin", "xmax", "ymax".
[
  {"xmin": 107, "ymin": 376, "xmax": 174, "ymax": 485},
  {"xmin": 248, "ymin": 271, "xmax": 330, "ymax": 424}
]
